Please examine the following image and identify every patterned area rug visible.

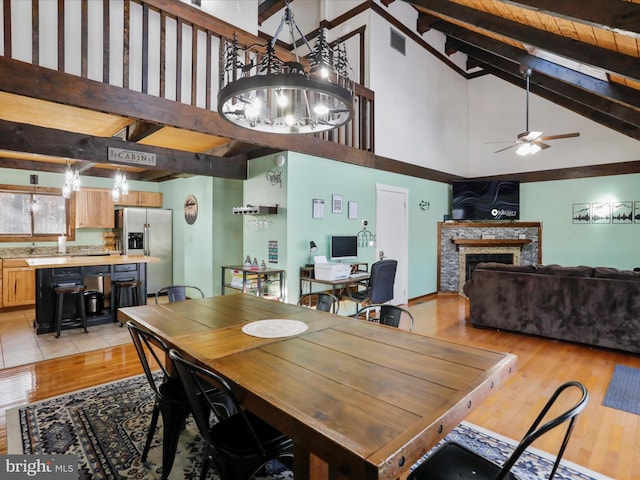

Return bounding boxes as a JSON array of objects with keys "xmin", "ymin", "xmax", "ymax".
[
  {"xmin": 602, "ymin": 364, "xmax": 640, "ymax": 415},
  {"xmin": 7, "ymin": 374, "xmax": 612, "ymax": 480}
]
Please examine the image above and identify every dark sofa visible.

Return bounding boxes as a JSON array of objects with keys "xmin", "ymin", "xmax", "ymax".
[{"xmin": 463, "ymin": 262, "xmax": 640, "ymax": 354}]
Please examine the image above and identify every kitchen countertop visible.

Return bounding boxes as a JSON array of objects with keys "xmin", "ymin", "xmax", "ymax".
[
  {"xmin": 0, "ymin": 247, "xmax": 117, "ymax": 259},
  {"xmin": 25, "ymin": 255, "xmax": 160, "ymax": 269}
]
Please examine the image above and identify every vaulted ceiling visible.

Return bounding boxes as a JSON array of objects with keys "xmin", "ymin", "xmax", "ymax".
[
  {"xmin": 1, "ymin": 0, "xmax": 639, "ymax": 184},
  {"xmin": 400, "ymin": 0, "xmax": 640, "ymax": 142}
]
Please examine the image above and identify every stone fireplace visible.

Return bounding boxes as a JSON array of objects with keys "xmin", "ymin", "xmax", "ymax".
[{"xmin": 438, "ymin": 222, "xmax": 542, "ymax": 294}]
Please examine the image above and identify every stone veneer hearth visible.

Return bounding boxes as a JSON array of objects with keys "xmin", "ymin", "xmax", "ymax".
[{"xmin": 438, "ymin": 222, "xmax": 541, "ymax": 293}]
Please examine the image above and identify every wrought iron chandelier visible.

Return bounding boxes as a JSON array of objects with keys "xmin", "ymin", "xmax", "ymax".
[{"xmin": 217, "ymin": 2, "xmax": 354, "ymax": 134}]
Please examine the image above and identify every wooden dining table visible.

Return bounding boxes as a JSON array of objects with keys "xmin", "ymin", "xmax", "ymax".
[{"xmin": 118, "ymin": 294, "xmax": 517, "ymax": 480}]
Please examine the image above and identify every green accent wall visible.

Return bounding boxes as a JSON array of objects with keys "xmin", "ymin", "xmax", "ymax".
[{"xmin": 521, "ymin": 173, "xmax": 640, "ymax": 268}]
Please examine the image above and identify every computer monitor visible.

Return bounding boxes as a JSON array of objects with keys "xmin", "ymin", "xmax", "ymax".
[{"xmin": 330, "ymin": 235, "xmax": 358, "ymax": 261}]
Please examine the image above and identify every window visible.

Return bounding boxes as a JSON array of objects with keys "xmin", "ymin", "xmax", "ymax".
[{"xmin": 0, "ymin": 185, "xmax": 75, "ymax": 241}]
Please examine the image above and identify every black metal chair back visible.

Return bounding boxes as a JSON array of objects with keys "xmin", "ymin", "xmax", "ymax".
[
  {"xmin": 408, "ymin": 381, "xmax": 589, "ymax": 480},
  {"xmin": 168, "ymin": 349, "xmax": 294, "ymax": 480},
  {"xmin": 356, "ymin": 304, "xmax": 414, "ymax": 330},
  {"xmin": 154, "ymin": 284, "xmax": 204, "ymax": 304},
  {"xmin": 298, "ymin": 292, "xmax": 340, "ymax": 314},
  {"xmin": 126, "ymin": 322, "xmax": 192, "ymax": 479}
]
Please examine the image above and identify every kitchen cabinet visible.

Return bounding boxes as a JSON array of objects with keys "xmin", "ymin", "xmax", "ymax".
[
  {"xmin": 76, "ymin": 188, "xmax": 115, "ymax": 228},
  {"xmin": 2, "ymin": 258, "xmax": 35, "ymax": 308},
  {"xmin": 115, "ymin": 191, "xmax": 163, "ymax": 207}
]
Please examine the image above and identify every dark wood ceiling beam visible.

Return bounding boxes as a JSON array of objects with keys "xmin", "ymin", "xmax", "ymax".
[
  {"xmin": 416, "ymin": 12, "xmax": 441, "ymax": 34},
  {"xmin": 258, "ymin": 0, "xmax": 287, "ymax": 26},
  {"xmin": 0, "ymin": 119, "xmax": 247, "ymax": 179},
  {"xmin": 406, "ymin": 0, "xmax": 640, "ymax": 82},
  {"xmin": 441, "ymin": 26, "xmax": 640, "ymax": 124},
  {"xmin": 493, "ymin": 0, "xmax": 640, "ymax": 38},
  {"xmin": 0, "ymin": 57, "xmax": 378, "ymax": 171},
  {"xmin": 481, "ymin": 64, "xmax": 640, "ymax": 141}
]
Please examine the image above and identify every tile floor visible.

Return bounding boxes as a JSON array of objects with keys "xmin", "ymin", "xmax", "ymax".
[{"xmin": 0, "ymin": 308, "xmax": 132, "ymax": 369}]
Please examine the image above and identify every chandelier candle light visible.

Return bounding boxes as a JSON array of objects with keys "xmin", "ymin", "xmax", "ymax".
[
  {"xmin": 218, "ymin": 1, "xmax": 354, "ymax": 134},
  {"xmin": 112, "ymin": 168, "xmax": 129, "ymax": 201}
]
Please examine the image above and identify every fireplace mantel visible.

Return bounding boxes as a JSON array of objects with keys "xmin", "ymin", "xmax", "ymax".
[
  {"xmin": 451, "ymin": 238, "xmax": 532, "ymax": 247},
  {"xmin": 438, "ymin": 222, "xmax": 542, "ymax": 293}
]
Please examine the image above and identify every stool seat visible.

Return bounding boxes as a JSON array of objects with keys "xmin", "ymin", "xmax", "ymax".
[{"xmin": 54, "ymin": 284, "xmax": 88, "ymax": 338}]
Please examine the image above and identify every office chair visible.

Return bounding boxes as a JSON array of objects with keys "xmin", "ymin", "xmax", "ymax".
[
  {"xmin": 346, "ymin": 259, "xmax": 397, "ymax": 309},
  {"xmin": 356, "ymin": 304, "xmax": 414, "ymax": 330},
  {"xmin": 154, "ymin": 285, "xmax": 204, "ymax": 304},
  {"xmin": 168, "ymin": 349, "xmax": 294, "ymax": 480},
  {"xmin": 126, "ymin": 322, "xmax": 192, "ymax": 480},
  {"xmin": 408, "ymin": 381, "xmax": 589, "ymax": 480},
  {"xmin": 298, "ymin": 292, "xmax": 340, "ymax": 314}
]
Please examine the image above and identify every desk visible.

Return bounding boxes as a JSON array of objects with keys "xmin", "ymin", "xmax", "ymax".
[
  {"xmin": 119, "ymin": 294, "xmax": 516, "ymax": 480},
  {"xmin": 300, "ymin": 264, "xmax": 370, "ymax": 298}
]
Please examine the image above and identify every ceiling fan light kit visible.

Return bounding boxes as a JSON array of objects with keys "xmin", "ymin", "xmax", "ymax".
[{"xmin": 493, "ymin": 67, "xmax": 580, "ymax": 155}]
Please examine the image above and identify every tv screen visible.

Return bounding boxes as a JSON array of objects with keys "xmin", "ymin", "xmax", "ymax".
[
  {"xmin": 330, "ymin": 235, "xmax": 358, "ymax": 261},
  {"xmin": 452, "ymin": 180, "xmax": 520, "ymax": 220}
]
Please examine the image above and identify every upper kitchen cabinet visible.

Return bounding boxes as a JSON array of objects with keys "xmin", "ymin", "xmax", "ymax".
[
  {"xmin": 115, "ymin": 191, "xmax": 163, "ymax": 207},
  {"xmin": 76, "ymin": 188, "xmax": 114, "ymax": 228}
]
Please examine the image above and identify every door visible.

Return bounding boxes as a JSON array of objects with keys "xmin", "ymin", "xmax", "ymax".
[
  {"xmin": 145, "ymin": 209, "xmax": 173, "ymax": 293},
  {"xmin": 375, "ymin": 184, "xmax": 409, "ymax": 305}
]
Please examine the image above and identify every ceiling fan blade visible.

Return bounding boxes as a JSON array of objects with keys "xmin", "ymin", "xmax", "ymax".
[
  {"xmin": 537, "ymin": 142, "xmax": 551, "ymax": 150},
  {"xmin": 494, "ymin": 143, "xmax": 518, "ymax": 153},
  {"xmin": 540, "ymin": 132, "xmax": 580, "ymax": 141}
]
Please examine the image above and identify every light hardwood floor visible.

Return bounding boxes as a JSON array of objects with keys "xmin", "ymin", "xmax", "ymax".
[{"xmin": 0, "ymin": 294, "xmax": 638, "ymax": 479}]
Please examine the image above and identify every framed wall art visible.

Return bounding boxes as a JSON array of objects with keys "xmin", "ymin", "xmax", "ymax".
[
  {"xmin": 332, "ymin": 194, "xmax": 343, "ymax": 214},
  {"xmin": 591, "ymin": 203, "xmax": 611, "ymax": 224},
  {"xmin": 612, "ymin": 202, "xmax": 633, "ymax": 224},
  {"xmin": 312, "ymin": 199, "xmax": 325, "ymax": 219},
  {"xmin": 572, "ymin": 203, "xmax": 590, "ymax": 224}
]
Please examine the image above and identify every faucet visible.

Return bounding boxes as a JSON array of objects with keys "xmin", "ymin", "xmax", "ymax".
[{"xmin": 30, "ymin": 242, "xmax": 36, "ymax": 255}]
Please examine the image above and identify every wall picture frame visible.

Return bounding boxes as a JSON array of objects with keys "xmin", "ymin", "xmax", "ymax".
[
  {"xmin": 312, "ymin": 198, "xmax": 325, "ymax": 219},
  {"xmin": 332, "ymin": 194, "xmax": 343, "ymax": 214},
  {"xmin": 348, "ymin": 201, "xmax": 358, "ymax": 219},
  {"xmin": 572, "ymin": 203, "xmax": 590, "ymax": 224},
  {"xmin": 612, "ymin": 201, "xmax": 633, "ymax": 224}
]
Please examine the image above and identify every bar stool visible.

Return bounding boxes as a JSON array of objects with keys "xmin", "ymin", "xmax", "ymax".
[
  {"xmin": 115, "ymin": 280, "xmax": 142, "ymax": 326},
  {"xmin": 54, "ymin": 284, "xmax": 88, "ymax": 338}
]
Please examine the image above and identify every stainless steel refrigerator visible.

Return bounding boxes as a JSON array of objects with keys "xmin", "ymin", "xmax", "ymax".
[{"xmin": 116, "ymin": 207, "xmax": 172, "ymax": 294}]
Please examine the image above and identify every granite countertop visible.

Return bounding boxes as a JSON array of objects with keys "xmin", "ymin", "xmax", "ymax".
[
  {"xmin": 0, "ymin": 246, "xmax": 120, "ymax": 259},
  {"xmin": 26, "ymin": 255, "xmax": 160, "ymax": 269}
]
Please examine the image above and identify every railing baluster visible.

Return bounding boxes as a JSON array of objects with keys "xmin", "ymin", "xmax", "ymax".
[
  {"xmin": 160, "ymin": 11, "xmax": 166, "ymax": 98},
  {"xmin": 81, "ymin": 0, "xmax": 87, "ymax": 78},
  {"xmin": 103, "ymin": 0, "xmax": 110, "ymax": 83},
  {"xmin": 123, "ymin": 0, "xmax": 130, "ymax": 89},
  {"xmin": 176, "ymin": 18, "xmax": 182, "ymax": 102},
  {"xmin": 3, "ymin": 0, "xmax": 12, "ymax": 59},
  {"xmin": 142, "ymin": 3, "xmax": 149, "ymax": 94},
  {"xmin": 191, "ymin": 25, "xmax": 197, "ymax": 106},
  {"xmin": 32, "ymin": 0, "xmax": 39, "ymax": 65}
]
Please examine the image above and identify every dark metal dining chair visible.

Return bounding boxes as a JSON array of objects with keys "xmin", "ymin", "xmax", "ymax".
[
  {"xmin": 356, "ymin": 304, "xmax": 414, "ymax": 330},
  {"xmin": 408, "ymin": 381, "xmax": 589, "ymax": 480},
  {"xmin": 298, "ymin": 292, "xmax": 340, "ymax": 314},
  {"xmin": 154, "ymin": 285, "xmax": 204, "ymax": 304},
  {"xmin": 126, "ymin": 322, "xmax": 192, "ymax": 480},
  {"xmin": 346, "ymin": 259, "xmax": 397, "ymax": 310},
  {"xmin": 168, "ymin": 349, "xmax": 294, "ymax": 480}
]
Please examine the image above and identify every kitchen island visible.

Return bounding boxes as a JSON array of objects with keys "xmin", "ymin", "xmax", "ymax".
[{"xmin": 26, "ymin": 255, "xmax": 159, "ymax": 334}]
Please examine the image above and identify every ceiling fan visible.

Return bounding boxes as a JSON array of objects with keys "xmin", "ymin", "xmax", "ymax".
[{"xmin": 493, "ymin": 68, "xmax": 580, "ymax": 155}]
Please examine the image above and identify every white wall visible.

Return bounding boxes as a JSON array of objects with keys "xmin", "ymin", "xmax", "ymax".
[
  {"xmin": 369, "ymin": 13, "xmax": 468, "ymax": 176},
  {"xmin": 467, "ymin": 75, "xmax": 640, "ymax": 177}
]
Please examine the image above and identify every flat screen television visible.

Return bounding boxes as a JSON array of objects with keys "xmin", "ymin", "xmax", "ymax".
[
  {"xmin": 452, "ymin": 180, "xmax": 520, "ymax": 220},
  {"xmin": 330, "ymin": 235, "xmax": 358, "ymax": 261}
]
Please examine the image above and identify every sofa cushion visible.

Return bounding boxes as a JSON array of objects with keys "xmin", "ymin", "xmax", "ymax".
[
  {"xmin": 593, "ymin": 266, "xmax": 640, "ymax": 281},
  {"xmin": 535, "ymin": 264, "xmax": 594, "ymax": 277},
  {"xmin": 475, "ymin": 262, "xmax": 536, "ymax": 273}
]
